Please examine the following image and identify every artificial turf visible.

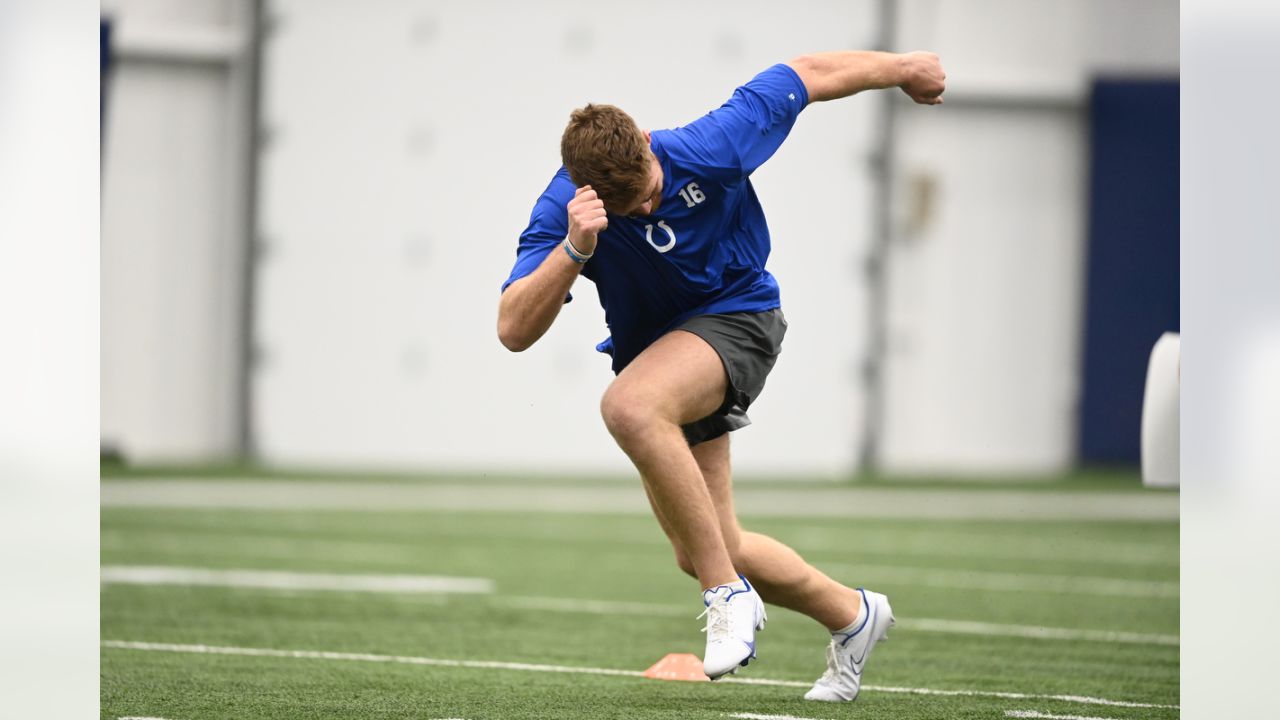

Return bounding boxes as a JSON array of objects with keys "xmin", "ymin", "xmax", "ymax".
[{"xmin": 101, "ymin": 485, "xmax": 1178, "ymax": 719}]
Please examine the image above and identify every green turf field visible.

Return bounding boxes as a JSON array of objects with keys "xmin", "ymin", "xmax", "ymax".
[{"xmin": 101, "ymin": 475, "xmax": 1178, "ymax": 720}]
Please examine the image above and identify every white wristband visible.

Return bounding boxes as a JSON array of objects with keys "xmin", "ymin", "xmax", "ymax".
[{"xmin": 563, "ymin": 236, "xmax": 594, "ymax": 263}]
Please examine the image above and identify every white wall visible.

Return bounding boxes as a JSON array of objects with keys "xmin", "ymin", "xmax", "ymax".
[
  {"xmin": 254, "ymin": 0, "xmax": 881, "ymax": 476},
  {"xmin": 100, "ymin": 0, "xmax": 253, "ymax": 461},
  {"xmin": 104, "ymin": 0, "xmax": 1178, "ymax": 475},
  {"xmin": 880, "ymin": 0, "xmax": 1178, "ymax": 474}
]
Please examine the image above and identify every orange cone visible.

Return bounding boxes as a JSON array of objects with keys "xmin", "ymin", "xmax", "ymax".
[{"xmin": 642, "ymin": 653, "xmax": 709, "ymax": 682}]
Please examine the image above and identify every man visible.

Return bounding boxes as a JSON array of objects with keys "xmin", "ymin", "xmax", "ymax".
[{"xmin": 498, "ymin": 50, "xmax": 945, "ymax": 699}]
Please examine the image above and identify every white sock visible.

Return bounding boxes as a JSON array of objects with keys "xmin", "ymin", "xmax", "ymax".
[
  {"xmin": 831, "ymin": 592, "xmax": 867, "ymax": 635},
  {"xmin": 705, "ymin": 577, "xmax": 748, "ymax": 594}
]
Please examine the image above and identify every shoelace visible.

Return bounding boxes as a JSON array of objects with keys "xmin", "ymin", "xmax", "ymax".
[
  {"xmin": 697, "ymin": 597, "xmax": 732, "ymax": 641},
  {"xmin": 816, "ymin": 640, "xmax": 841, "ymax": 685}
]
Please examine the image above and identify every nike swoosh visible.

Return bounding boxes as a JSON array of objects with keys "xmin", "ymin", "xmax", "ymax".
[{"xmin": 849, "ymin": 601, "xmax": 878, "ymax": 670}]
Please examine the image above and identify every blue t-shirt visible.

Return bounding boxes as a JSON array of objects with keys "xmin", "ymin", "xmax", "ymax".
[{"xmin": 502, "ymin": 63, "xmax": 809, "ymax": 373}]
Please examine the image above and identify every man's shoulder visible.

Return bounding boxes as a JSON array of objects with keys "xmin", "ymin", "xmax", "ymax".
[
  {"xmin": 539, "ymin": 166, "xmax": 575, "ymax": 200},
  {"xmin": 530, "ymin": 167, "xmax": 575, "ymax": 213},
  {"xmin": 649, "ymin": 124, "xmax": 736, "ymax": 180}
]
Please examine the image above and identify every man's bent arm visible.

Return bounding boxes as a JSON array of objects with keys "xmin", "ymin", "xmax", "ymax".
[
  {"xmin": 788, "ymin": 51, "xmax": 945, "ymax": 105},
  {"xmin": 498, "ymin": 185, "xmax": 608, "ymax": 352},
  {"xmin": 497, "ymin": 247, "xmax": 584, "ymax": 352}
]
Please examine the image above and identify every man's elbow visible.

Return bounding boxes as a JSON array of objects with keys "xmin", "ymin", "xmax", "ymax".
[
  {"xmin": 497, "ymin": 318, "xmax": 533, "ymax": 352},
  {"xmin": 788, "ymin": 54, "xmax": 819, "ymax": 75},
  {"xmin": 786, "ymin": 54, "xmax": 824, "ymax": 102}
]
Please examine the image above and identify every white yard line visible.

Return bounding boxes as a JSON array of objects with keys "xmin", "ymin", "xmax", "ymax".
[
  {"xmin": 100, "ymin": 480, "xmax": 1179, "ymax": 521},
  {"xmin": 98, "ymin": 569, "xmax": 1177, "ymax": 646},
  {"xmin": 100, "ymin": 640, "xmax": 1179, "ymax": 710},
  {"xmin": 725, "ymin": 676, "xmax": 1176, "ymax": 709},
  {"xmin": 1005, "ymin": 711, "xmax": 1122, "ymax": 720},
  {"xmin": 102, "ymin": 560, "xmax": 1177, "ymax": 601},
  {"xmin": 819, "ymin": 563, "xmax": 1178, "ymax": 598},
  {"xmin": 492, "ymin": 596, "xmax": 1177, "ymax": 646},
  {"xmin": 100, "ymin": 566, "xmax": 493, "ymax": 594},
  {"xmin": 102, "ymin": 526, "xmax": 1177, "ymax": 574},
  {"xmin": 495, "ymin": 595, "xmax": 690, "ymax": 616},
  {"xmin": 727, "ymin": 707, "xmax": 824, "ymax": 712},
  {"xmin": 900, "ymin": 618, "xmax": 1179, "ymax": 646},
  {"xmin": 102, "ymin": 640, "xmax": 643, "ymax": 677},
  {"xmin": 780, "ymin": 528, "xmax": 1178, "ymax": 567}
]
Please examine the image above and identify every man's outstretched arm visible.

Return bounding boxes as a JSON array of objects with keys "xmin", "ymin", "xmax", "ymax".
[
  {"xmin": 497, "ymin": 185, "xmax": 607, "ymax": 352},
  {"xmin": 788, "ymin": 51, "xmax": 946, "ymax": 105}
]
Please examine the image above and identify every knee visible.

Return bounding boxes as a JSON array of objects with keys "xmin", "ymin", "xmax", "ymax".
[{"xmin": 600, "ymin": 385, "xmax": 659, "ymax": 442}]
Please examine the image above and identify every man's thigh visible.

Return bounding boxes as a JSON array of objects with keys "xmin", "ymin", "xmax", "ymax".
[{"xmin": 607, "ymin": 329, "xmax": 728, "ymax": 426}]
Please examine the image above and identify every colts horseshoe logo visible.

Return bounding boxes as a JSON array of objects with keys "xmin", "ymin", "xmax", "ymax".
[{"xmin": 644, "ymin": 220, "xmax": 677, "ymax": 253}]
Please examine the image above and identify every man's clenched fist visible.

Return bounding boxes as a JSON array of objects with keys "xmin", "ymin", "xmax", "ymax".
[
  {"xmin": 898, "ymin": 51, "xmax": 946, "ymax": 105},
  {"xmin": 567, "ymin": 185, "xmax": 608, "ymax": 254}
]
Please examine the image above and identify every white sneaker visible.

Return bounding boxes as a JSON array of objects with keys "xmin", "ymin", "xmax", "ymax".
[
  {"xmin": 699, "ymin": 575, "xmax": 766, "ymax": 680},
  {"xmin": 804, "ymin": 588, "xmax": 894, "ymax": 702}
]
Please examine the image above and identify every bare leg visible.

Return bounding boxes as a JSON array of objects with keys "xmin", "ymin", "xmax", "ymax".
[
  {"xmin": 734, "ymin": 532, "xmax": 861, "ymax": 631},
  {"xmin": 601, "ymin": 330, "xmax": 739, "ymax": 590},
  {"xmin": 649, "ymin": 434, "xmax": 861, "ymax": 631}
]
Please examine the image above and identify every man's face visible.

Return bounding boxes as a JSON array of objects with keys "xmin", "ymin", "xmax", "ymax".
[{"xmin": 614, "ymin": 141, "xmax": 663, "ymax": 217}]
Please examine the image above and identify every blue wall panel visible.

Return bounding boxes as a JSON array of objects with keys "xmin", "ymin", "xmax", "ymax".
[
  {"xmin": 101, "ymin": 19, "xmax": 112, "ymax": 130},
  {"xmin": 1078, "ymin": 79, "xmax": 1180, "ymax": 464}
]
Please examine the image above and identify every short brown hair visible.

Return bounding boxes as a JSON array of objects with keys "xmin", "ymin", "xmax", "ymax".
[{"xmin": 560, "ymin": 104, "xmax": 650, "ymax": 211}]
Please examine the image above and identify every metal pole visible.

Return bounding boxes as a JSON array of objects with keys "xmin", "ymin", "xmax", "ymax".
[
  {"xmin": 859, "ymin": 0, "xmax": 897, "ymax": 474},
  {"xmin": 235, "ymin": 0, "xmax": 266, "ymax": 459}
]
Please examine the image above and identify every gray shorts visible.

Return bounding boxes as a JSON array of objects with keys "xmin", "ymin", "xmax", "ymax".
[{"xmin": 675, "ymin": 308, "xmax": 787, "ymax": 446}]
